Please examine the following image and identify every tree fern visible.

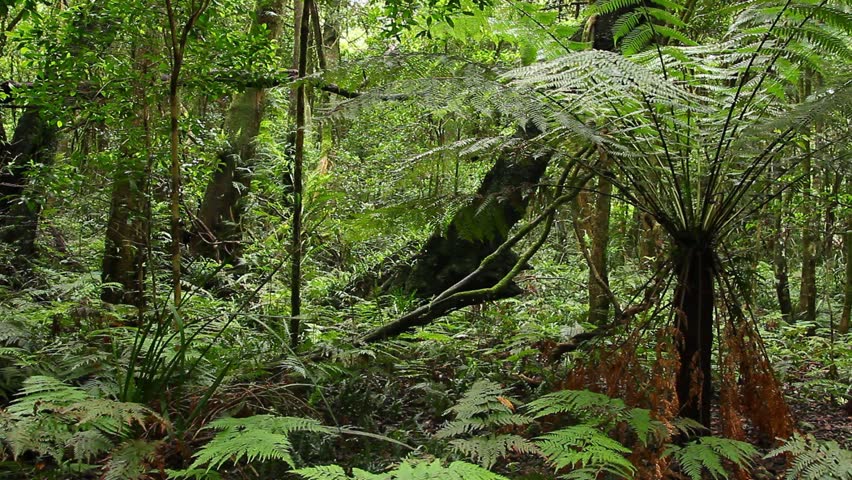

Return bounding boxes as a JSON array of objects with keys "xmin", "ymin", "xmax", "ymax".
[
  {"xmin": 766, "ymin": 433, "xmax": 852, "ymax": 480},
  {"xmin": 663, "ymin": 436, "xmax": 758, "ymax": 480},
  {"xmin": 169, "ymin": 415, "xmax": 335, "ymax": 477},
  {"xmin": 585, "ymin": 0, "xmax": 694, "ymax": 54}
]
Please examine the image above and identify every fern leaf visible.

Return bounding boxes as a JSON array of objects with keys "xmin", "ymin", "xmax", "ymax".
[
  {"xmin": 535, "ymin": 425, "xmax": 634, "ymax": 478},
  {"xmin": 103, "ymin": 439, "xmax": 161, "ymax": 480},
  {"xmin": 185, "ymin": 415, "xmax": 334, "ymax": 472},
  {"xmin": 665, "ymin": 436, "xmax": 757, "ymax": 480}
]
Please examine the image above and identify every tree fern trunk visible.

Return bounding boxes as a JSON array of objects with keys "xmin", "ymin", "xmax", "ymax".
[{"xmin": 673, "ymin": 241, "xmax": 714, "ymax": 428}]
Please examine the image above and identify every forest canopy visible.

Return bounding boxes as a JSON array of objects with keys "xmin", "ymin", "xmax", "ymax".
[{"xmin": 0, "ymin": 0, "xmax": 850, "ymax": 478}]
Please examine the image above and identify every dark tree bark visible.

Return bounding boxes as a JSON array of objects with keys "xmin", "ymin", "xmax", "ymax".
[
  {"xmin": 191, "ymin": 0, "xmax": 287, "ymax": 263},
  {"xmin": 0, "ymin": 109, "xmax": 57, "ymax": 259},
  {"xmin": 771, "ymin": 208, "xmax": 794, "ymax": 323},
  {"xmin": 673, "ymin": 240, "xmax": 715, "ymax": 428},
  {"xmin": 101, "ymin": 167, "xmax": 147, "ymax": 306}
]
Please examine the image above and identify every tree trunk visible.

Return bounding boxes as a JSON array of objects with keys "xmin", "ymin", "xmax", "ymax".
[
  {"xmin": 798, "ymin": 154, "xmax": 817, "ymax": 323},
  {"xmin": 376, "ymin": 132, "xmax": 551, "ymax": 300},
  {"xmin": 101, "ymin": 45, "xmax": 154, "ymax": 308},
  {"xmin": 771, "ymin": 206, "xmax": 794, "ymax": 323},
  {"xmin": 841, "ymin": 217, "xmax": 851, "ymax": 335},
  {"xmin": 102, "ymin": 168, "xmax": 147, "ymax": 306},
  {"xmin": 586, "ymin": 165, "xmax": 612, "ymax": 325},
  {"xmin": 0, "ymin": 109, "xmax": 57, "ymax": 259},
  {"xmin": 192, "ymin": 0, "xmax": 286, "ymax": 262},
  {"xmin": 673, "ymin": 242, "xmax": 715, "ymax": 428}
]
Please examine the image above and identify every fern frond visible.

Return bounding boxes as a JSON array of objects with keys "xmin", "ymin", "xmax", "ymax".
[
  {"xmin": 292, "ymin": 458, "xmax": 510, "ymax": 480},
  {"xmin": 449, "ymin": 434, "xmax": 539, "ymax": 469},
  {"xmin": 766, "ymin": 433, "xmax": 852, "ymax": 480},
  {"xmin": 184, "ymin": 415, "xmax": 335, "ymax": 472},
  {"xmin": 292, "ymin": 465, "xmax": 351, "ymax": 480},
  {"xmin": 535, "ymin": 425, "xmax": 634, "ymax": 478},
  {"xmin": 68, "ymin": 430, "xmax": 112, "ymax": 462},
  {"xmin": 524, "ymin": 389, "xmax": 626, "ymax": 421},
  {"xmin": 664, "ymin": 436, "xmax": 757, "ymax": 480},
  {"xmin": 7, "ymin": 375, "xmax": 88, "ymax": 415},
  {"xmin": 103, "ymin": 439, "xmax": 161, "ymax": 480}
]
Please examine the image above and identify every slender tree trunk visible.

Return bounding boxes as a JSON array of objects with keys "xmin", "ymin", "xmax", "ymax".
[
  {"xmin": 771, "ymin": 204, "xmax": 794, "ymax": 322},
  {"xmin": 290, "ymin": 0, "xmax": 311, "ymax": 348},
  {"xmin": 164, "ymin": 0, "xmax": 210, "ymax": 305},
  {"xmin": 798, "ymin": 153, "xmax": 817, "ymax": 323},
  {"xmin": 586, "ymin": 160, "xmax": 612, "ymax": 325},
  {"xmin": 841, "ymin": 216, "xmax": 851, "ymax": 335},
  {"xmin": 192, "ymin": 0, "xmax": 286, "ymax": 262},
  {"xmin": 673, "ymin": 242, "xmax": 715, "ymax": 427}
]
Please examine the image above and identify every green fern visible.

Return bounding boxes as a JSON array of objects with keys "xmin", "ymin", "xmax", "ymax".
[
  {"xmin": 766, "ymin": 433, "xmax": 852, "ymax": 480},
  {"xmin": 169, "ymin": 415, "xmax": 335, "ymax": 477},
  {"xmin": 435, "ymin": 380, "xmax": 536, "ymax": 468},
  {"xmin": 586, "ymin": 0, "xmax": 694, "ymax": 54},
  {"xmin": 535, "ymin": 425, "xmax": 635, "ymax": 479},
  {"xmin": 663, "ymin": 436, "xmax": 758, "ymax": 480},
  {"xmin": 292, "ymin": 458, "xmax": 510, "ymax": 479},
  {"xmin": 103, "ymin": 440, "xmax": 161, "ymax": 480},
  {"xmin": 525, "ymin": 389, "xmax": 666, "ymax": 445},
  {"xmin": 0, "ymin": 375, "xmax": 163, "ymax": 471}
]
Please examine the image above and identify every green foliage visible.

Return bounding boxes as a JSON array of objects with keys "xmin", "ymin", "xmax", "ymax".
[
  {"xmin": 526, "ymin": 389, "xmax": 667, "ymax": 446},
  {"xmin": 587, "ymin": 0, "xmax": 695, "ymax": 54},
  {"xmin": 535, "ymin": 425, "xmax": 634, "ymax": 478},
  {"xmin": 766, "ymin": 433, "xmax": 852, "ymax": 480},
  {"xmin": 169, "ymin": 415, "xmax": 335, "ymax": 477},
  {"xmin": 434, "ymin": 380, "xmax": 536, "ymax": 468},
  {"xmin": 0, "ymin": 375, "xmax": 164, "ymax": 477},
  {"xmin": 663, "ymin": 437, "xmax": 758, "ymax": 480},
  {"xmin": 293, "ymin": 458, "xmax": 510, "ymax": 480}
]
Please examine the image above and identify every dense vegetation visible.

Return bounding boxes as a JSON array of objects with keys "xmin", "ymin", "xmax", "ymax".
[{"xmin": 0, "ymin": 0, "xmax": 850, "ymax": 478}]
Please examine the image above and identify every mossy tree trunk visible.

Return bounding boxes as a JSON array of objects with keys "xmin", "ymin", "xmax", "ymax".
[
  {"xmin": 101, "ymin": 45, "xmax": 154, "ymax": 308},
  {"xmin": 0, "ymin": 109, "xmax": 57, "ymax": 259},
  {"xmin": 841, "ymin": 215, "xmax": 851, "ymax": 335},
  {"xmin": 192, "ymin": 0, "xmax": 286, "ymax": 263},
  {"xmin": 376, "ymin": 133, "xmax": 551, "ymax": 301}
]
